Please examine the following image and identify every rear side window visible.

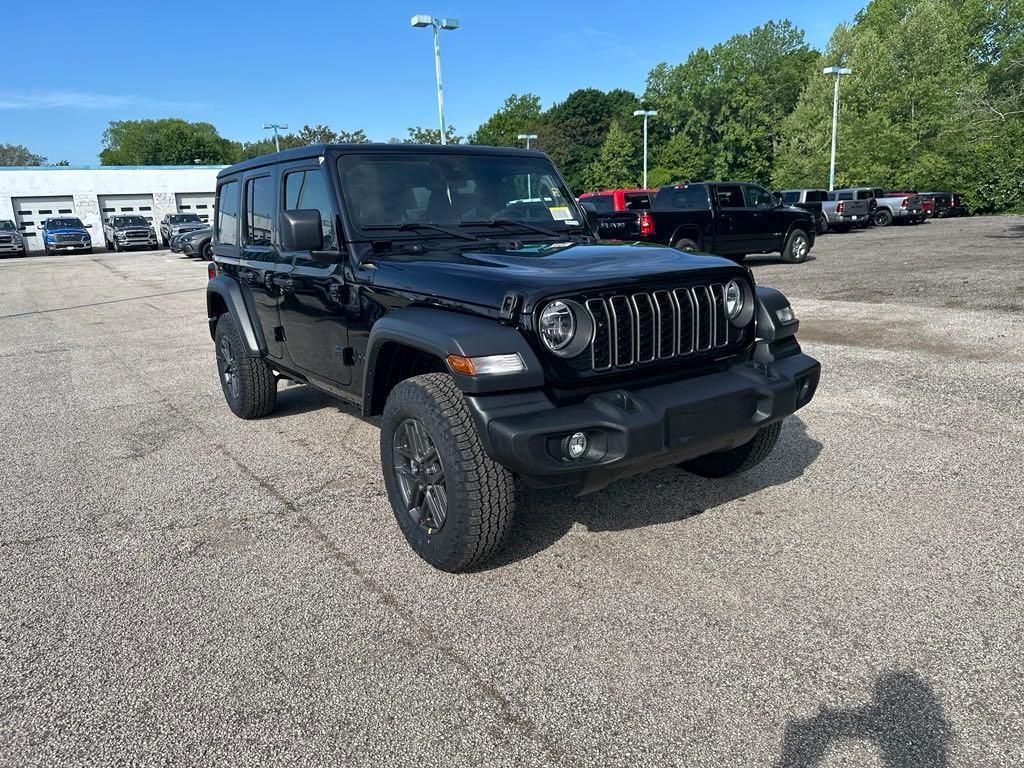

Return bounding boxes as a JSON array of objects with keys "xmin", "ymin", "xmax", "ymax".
[
  {"xmin": 244, "ymin": 176, "xmax": 273, "ymax": 247},
  {"xmin": 806, "ymin": 190, "xmax": 828, "ymax": 203},
  {"xmin": 715, "ymin": 185, "xmax": 745, "ymax": 208},
  {"xmin": 623, "ymin": 193, "xmax": 651, "ymax": 211},
  {"xmin": 838, "ymin": 191, "xmax": 854, "ymax": 201},
  {"xmin": 664, "ymin": 185, "xmax": 709, "ymax": 210},
  {"xmin": 583, "ymin": 194, "xmax": 614, "ymax": 213},
  {"xmin": 216, "ymin": 181, "xmax": 239, "ymax": 246},
  {"xmin": 284, "ymin": 169, "xmax": 335, "ymax": 249},
  {"xmin": 782, "ymin": 191, "xmax": 800, "ymax": 204}
]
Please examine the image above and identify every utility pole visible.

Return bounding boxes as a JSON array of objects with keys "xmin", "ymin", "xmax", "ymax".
[
  {"xmin": 263, "ymin": 123, "xmax": 288, "ymax": 153},
  {"xmin": 518, "ymin": 133, "xmax": 538, "ymax": 197},
  {"xmin": 411, "ymin": 15, "xmax": 460, "ymax": 144},
  {"xmin": 632, "ymin": 109, "xmax": 658, "ymax": 188},
  {"xmin": 822, "ymin": 67, "xmax": 852, "ymax": 191}
]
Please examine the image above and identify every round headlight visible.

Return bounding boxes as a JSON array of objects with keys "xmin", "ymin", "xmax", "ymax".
[
  {"xmin": 725, "ymin": 279, "xmax": 744, "ymax": 319},
  {"xmin": 539, "ymin": 301, "xmax": 575, "ymax": 352}
]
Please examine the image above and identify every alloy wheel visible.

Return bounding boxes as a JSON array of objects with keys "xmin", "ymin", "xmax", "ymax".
[
  {"xmin": 793, "ymin": 234, "xmax": 808, "ymax": 260},
  {"xmin": 217, "ymin": 336, "xmax": 240, "ymax": 400},
  {"xmin": 392, "ymin": 418, "xmax": 448, "ymax": 535}
]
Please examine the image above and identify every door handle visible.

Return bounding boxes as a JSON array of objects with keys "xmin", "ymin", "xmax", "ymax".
[{"xmin": 271, "ymin": 275, "xmax": 295, "ymax": 291}]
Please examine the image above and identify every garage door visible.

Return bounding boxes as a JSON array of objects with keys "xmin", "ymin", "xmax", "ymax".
[
  {"xmin": 175, "ymin": 192, "xmax": 215, "ymax": 224},
  {"xmin": 13, "ymin": 196, "xmax": 76, "ymax": 248},
  {"xmin": 98, "ymin": 194, "xmax": 156, "ymax": 224}
]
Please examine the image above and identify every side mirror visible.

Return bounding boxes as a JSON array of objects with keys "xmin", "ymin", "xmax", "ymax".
[
  {"xmin": 772, "ymin": 193, "xmax": 783, "ymax": 207},
  {"xmin": 281, "ymin": 209, "xmax": 324, "ymax": 252},
  {"xmin": 85, "ymin": 224, "xmax": 93, "ymax": 228},
  {"xmin": 579, "ymin": 201, "xmax": 599, "ymax": 236}
]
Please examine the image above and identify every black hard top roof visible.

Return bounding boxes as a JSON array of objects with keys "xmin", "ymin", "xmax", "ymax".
[{"xmin": 218, "ymin": 143, "xmax": 550, "ymax": 179}]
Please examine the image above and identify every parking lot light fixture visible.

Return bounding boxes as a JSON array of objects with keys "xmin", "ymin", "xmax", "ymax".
[
  {"xmin": 633, "ymin": 109, "xmax": 657, "ymax": 189},
  {"xmin": 263, "ymin": 123, "xmax": 289, "ymax": 154},
  {"xmin": 518, "ymin": 134, "xmax": 539, "ymax": 196},
  {"xmin": 822, "ymin": 66, "xmax": 852, "ymax": 191},
  {"xmin": 411, "ymin": 15, "xmax": 459, "ymax": 145}
]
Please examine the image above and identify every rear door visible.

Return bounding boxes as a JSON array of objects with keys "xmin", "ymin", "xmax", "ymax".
[
  {"xmin": 239, "ymin": 170, "xmax": 289, "ymax": 360},
  {"xmin": 276, "ymin": 161, "xmax": 351, "ymax": 386}
]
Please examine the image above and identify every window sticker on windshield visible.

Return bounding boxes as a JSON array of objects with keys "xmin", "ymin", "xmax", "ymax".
[{"xmin": 548, "ymin": 206, "xmax": 573, "ymax": 220}]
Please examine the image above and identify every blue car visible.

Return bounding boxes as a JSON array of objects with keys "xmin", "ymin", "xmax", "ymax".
[{"xmin": 39, "ymin": 216, "xmax": 93, "ymax": 255}]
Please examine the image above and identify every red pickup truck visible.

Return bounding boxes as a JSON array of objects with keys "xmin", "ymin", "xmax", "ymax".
[{"xmin": 578, "ymin": 188, "xmax": 657, "ymax": 213}]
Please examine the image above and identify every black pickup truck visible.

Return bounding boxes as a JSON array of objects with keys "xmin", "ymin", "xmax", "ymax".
[{"xmin": 587, "ymin": 181, "xmax": 816, "ymax": 263}]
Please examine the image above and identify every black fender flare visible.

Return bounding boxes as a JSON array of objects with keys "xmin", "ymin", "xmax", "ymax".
[
  {"xmin": 754, "ymin": 286, "xmax": 801, "ymax": 363},
  {"xmin": 206, "ymin": 275, "xmax": 264, "ymax": 356},
  {"xmin": 362, "ymin": 306, "xmax": 545, "ymax": 416}
]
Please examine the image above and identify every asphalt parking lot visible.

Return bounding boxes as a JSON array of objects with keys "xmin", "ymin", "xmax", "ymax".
[{"xmin": 2, "ymin": 216, "xmax": 1022, "ymax": 767}]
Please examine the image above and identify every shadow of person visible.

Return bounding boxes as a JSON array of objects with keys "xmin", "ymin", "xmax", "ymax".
[
  {"xmin": 482, "ymin": 415, "xmax": 822, "ymax": 569},
  {"xmin": 777, "ymin": 670, "xmax": 952, "ymax": 768}
]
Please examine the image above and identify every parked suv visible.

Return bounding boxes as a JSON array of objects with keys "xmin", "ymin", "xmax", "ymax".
[
  {"xmin": 160, "ymin": 213, "xmax": 206, "ymax": 246},
  {"xmin": 0, "ymin": 219, "xmax": 27, "ymax": 256},
  {"xmin": 103, "ymin": 214, "xmax": 158, "ymax": 251},
  {"xmin": 206, "ymin": 144, "xmax": 820, "ymax": 571},
  {"xmin": 39, "ymin": 216, "xmax": 92, "ymax": 254}
]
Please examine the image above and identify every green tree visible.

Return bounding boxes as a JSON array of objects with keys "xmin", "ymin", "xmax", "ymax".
[
  {"xmin": 583, "ymin": 121, "xmax": 637, "ymax": 190},
  {"xmin": 100, "ymin": 119, "xmax": 238, "ymax": 165},
  {"xmin": 535, "ymin": 88, "xmax": 640, "ymax": 191},
  {"xmin": 645, "ymin": 20, "xmax": 817, "ymax": 184},
  {"xmin": 0, "ymin": 143, "xmax": 46, "ymax": 166},
  {"xmin": 238, "ymin": 124, "xmax": 371, "ymax": 159},
  {"xmin": 391, "ymin": 125, "xmax": 464, "ymax": 144},
  {"xmin": 468, "ymin": 93, "xmax": 542, "ymax": 146}
]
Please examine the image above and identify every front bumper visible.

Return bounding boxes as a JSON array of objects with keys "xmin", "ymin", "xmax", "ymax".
[
  {"xmin": 47, "ymin": 241, "xmax": 90, "ymax": 251},
  {"xmin": 0, "ymin": 242, "xmax": 25, "ymax": 253},
  {"xmin": 117, "ymin": 237, "xmax": 158, "ymax": 249},
  {"xmin": 465, "ymin": 352, "xmax": 820, "ymax": 494}
]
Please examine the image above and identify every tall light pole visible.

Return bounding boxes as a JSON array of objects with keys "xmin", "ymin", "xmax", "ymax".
[
  {"xmin": 823, "ymin": 66, "xmax": 852, "ymax": 191},
  {"xmin": 518, "ymin": 133, "xmax": 538, "ymax": 197},
  {"xmin": 633, "ymin": 109, "xmax": 657, "ymax": 189},
  {"xmin": 263, "ymin": 123, "xmax": 288, "ymax": 153},
  {"xmin": 411, "ymin": 15, "xmax": 459, "ymax": 145}
]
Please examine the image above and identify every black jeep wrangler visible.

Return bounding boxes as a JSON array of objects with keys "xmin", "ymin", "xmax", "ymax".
[{"xmin": 206, "ymin": 144, "xmax": 820, "ymax": 571}]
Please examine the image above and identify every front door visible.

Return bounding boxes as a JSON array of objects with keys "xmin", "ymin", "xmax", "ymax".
[
  {"xmin": 239, "ymin": 171, "xmax": 290, "ymax": 360},
  {"xmin": 712, "ymin": 184, "xmax": 752, "ymax": 253},
  {"xmin": 743, "ymin": 184, "xmax": 783, "ymax": 251},
  {"xmin": 276, "ymin": 163, "xmax": 351, "ymax": 386}
]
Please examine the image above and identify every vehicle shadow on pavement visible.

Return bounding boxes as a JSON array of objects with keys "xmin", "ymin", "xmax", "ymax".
[
  {"xmin": 775, "ymin": 669, "xmax": 952, "ymax": 768},
  {"xmin": 985, "ymin": 222, "xmax": 1024, "ymax": 238},
  {"xmin": 485, "ymin": 416, "xmax": 822, "ymax": 569}
]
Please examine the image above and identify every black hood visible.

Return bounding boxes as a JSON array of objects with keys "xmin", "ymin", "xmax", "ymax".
[{"xmin": 369, "ymin": 240, "xmax": 746, "ymax": 311}]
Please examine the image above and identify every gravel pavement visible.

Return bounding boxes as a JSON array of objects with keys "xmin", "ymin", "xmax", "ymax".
[{"xmin": 1, "ymin": 216, "xmax": 1022, "ymax": 767}]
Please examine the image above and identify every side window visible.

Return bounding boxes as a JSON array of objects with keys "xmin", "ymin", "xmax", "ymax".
[
  {"xmin": 244, "ymin": 176, "xmax": 273, "ymax": 247},
  {"xmin": 623, "ymin": 193, "xmax": 651, "ymax": 211},
  {"xmin": 744, "ymin": 185, "xmax": 775, "ymax": 209},
  {"xmin": 716, "ymin": 185, "xmax": 745, "ymax": 208},
  {"xmin": 839, "ymin": 191, "xmax": 853, "ymax": 201},
  {"xmin": 782, "ymin": 191, "xmax": 800, "ymax": 204},
  {"xmin": 583, "ymin": 195, "xmax": 614, "ymax": 213},
  {"xmin": 216, "ymin": 181, "xmax": 239, "ymax": 246},
  {"xmin": 284, "ymin": 169, "xmax": 335, "ymax": 249},
  {"xmin": 670, "ymin": 185, "xmax": 710, "ymax": 210},
  {"xmin": 806, "ymin": 190, "xmax": 827, "ymax": 203}
]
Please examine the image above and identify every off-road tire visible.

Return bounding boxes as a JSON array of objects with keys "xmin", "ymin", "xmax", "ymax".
[
  {"xmin": 680, "ymin": 421, "xmax": 782, "ymax": 478},
  {"xmin": 672, "ymin": 237, "xmax": 700, "ymax": 253},
  {"xmin": 381, "ymin": 373, "xmax": 515, "ymax": 572},
  {"xmin": 782, "ymin": 228, "xmax": 810, "ymax": 263},
  {"xmin": 873, "ymin": 208, "xmax": 893, "ymax": 227},
  {"xmin": 214, "ymin": 314, "xmax": 277, "ymax": 419}
]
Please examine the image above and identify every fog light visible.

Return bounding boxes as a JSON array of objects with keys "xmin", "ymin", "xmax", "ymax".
[{"xmin": 565, "ymin": 432, "xmax": 588, "ymax": 459}]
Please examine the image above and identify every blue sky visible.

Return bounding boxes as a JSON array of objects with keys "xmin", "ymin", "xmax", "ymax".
[{"xmin": 0, "ymin": 0, "xmax": 854, "ymax": 165}]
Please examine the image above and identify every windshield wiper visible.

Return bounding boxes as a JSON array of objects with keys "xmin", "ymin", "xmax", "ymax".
[
  {"xmin": 363, "ymin": 222, "xmax": 480, "ymax": 241},
  {"xmin": 459, "ymin": 218, "xmax": 566, "ymax": 238}
]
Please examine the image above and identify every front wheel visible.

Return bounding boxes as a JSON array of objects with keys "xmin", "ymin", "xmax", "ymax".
[
  {"xmin": 680, "ymin": 421, "xmax": 782, "ymax": 478},
  {"xmin": 214, "ymin": 314, "xmax": 277, "ymax": 419},
  {"xmin": 381, "ymin": 373, "xmax": 515, "ymax": 572},
  {"xmin": 782, "ymin": 228, "xmax": 810, "ymax": 263},
  {"xmin": 201, "ymin": 241, "xmax": 213, "ymax": 261}
]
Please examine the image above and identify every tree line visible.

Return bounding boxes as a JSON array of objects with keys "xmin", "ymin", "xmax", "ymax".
[{"xmin": 4, "ymin": 0, "xmax": 1020, "ymax": 213}]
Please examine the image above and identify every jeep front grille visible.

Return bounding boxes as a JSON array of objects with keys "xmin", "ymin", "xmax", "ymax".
[{"xmin": 583, "ymin": 283, "xmax": 742, "ymax": 371}]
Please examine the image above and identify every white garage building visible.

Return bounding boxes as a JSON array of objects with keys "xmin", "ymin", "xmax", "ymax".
[{"xmin": 0, "ymin": 165, "xmax": 226, "ymax": 250}]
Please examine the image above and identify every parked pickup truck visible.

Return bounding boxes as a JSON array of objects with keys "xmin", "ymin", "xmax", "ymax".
[
  {"xmin": 578, "ymin": 188, "xmax": 656, "ymax": 213},
  {"xmin": 779, "ymin": 189, "xmax": 828, "ymax": 234},
  {"xmin": 0, "ymin": 219, "xmax": 27, "ymax": 256},
  {"xmin": 834, "ymin": 187, "xmax": 925, "ymax": 227},
  {"xmin": 825, "ymin": 190, "xmax": 872, "ymax": 231},
  {"xmin": 103, "ymin": 214, "xmax": 158, "ymax": 251},
  {"xmin": 590, "ymin": 181, "xmax": 816, "ymax": 263}
]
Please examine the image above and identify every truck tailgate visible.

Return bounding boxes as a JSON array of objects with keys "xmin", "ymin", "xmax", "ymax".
[{"xmin": 595, "ymin": 211, "xmax": 641, "ymax": 240}]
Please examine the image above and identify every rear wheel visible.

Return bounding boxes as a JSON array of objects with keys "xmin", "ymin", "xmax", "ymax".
[
  {"xmin": 873, "ymin": 208, "xmax": 893, "ymax": 227},
  {"xmin": 214, "ymin": 314, "xmax": 277, "ymax": 419},
  {"xmin": 782, "ymin": 228, "xmax": 810, "ymax": 263},
  {"xmin": 672, "ymin": 237, "xmax": 700, "ymax": 253},
  {"xmin": 680, "ymin": 422, "xmax": 782, "ymax": 478},
  {"xmin": 381, "ymin": 373, "xmax": 515, "ymax": 572}
]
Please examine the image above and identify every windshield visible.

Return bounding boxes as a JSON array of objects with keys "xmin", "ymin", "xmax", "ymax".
[
  {"xmin": 112, "ymin": 216, "xmax": 148, "ymax": 227},
  {"xmin": 47, "ymin": 218, "xmax": 84, "ymax": 229},
  {"xmin": 170, "ymin": 214, "xmax": 202, "ymax": 224},
  {"xmin": 0, "ymin": 220, "xmax": 15, "ymax": 231},
  {"xmin": 338, "ymin": 153, "xmax": 582, "ymax": 234}
]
